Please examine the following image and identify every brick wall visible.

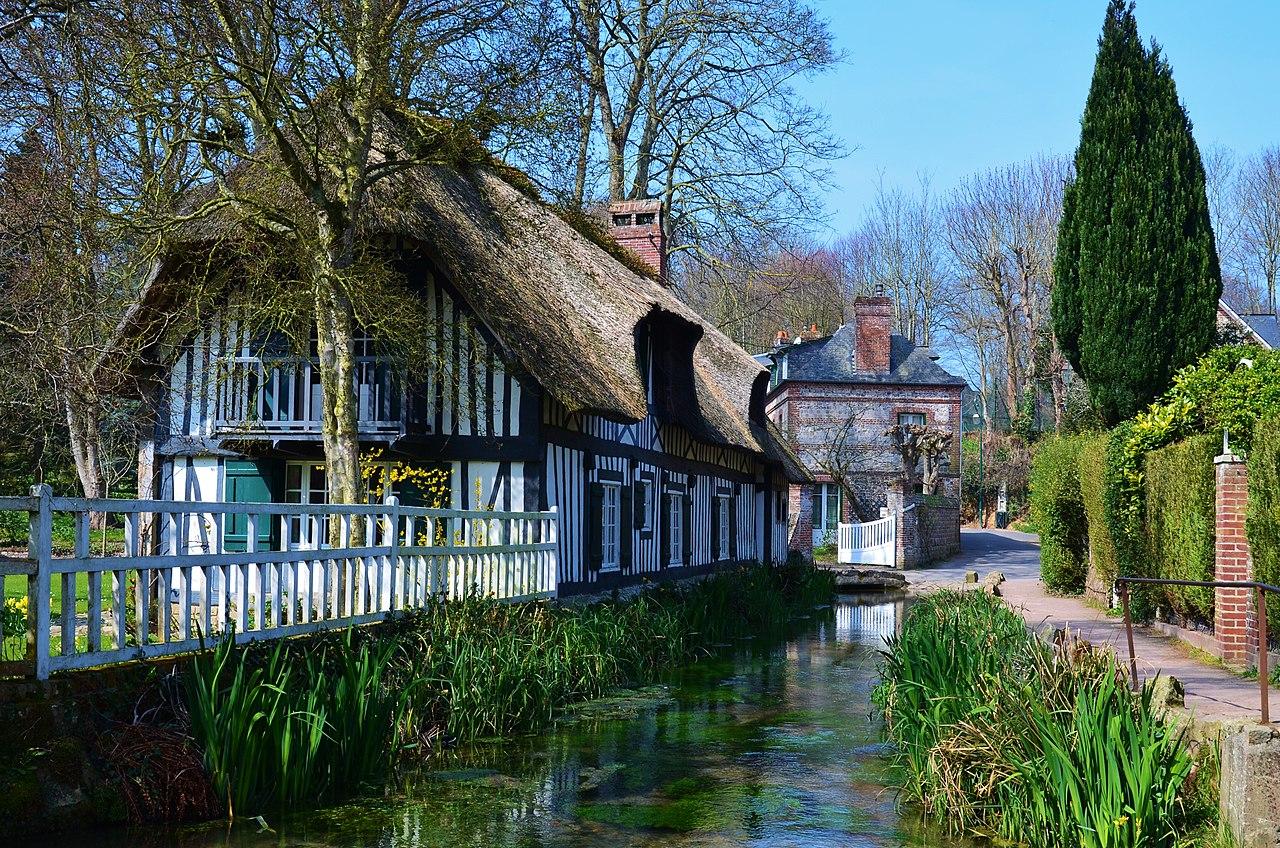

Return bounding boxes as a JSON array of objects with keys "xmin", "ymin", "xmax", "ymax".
[
  {"xmin": 608, "ymin": 199, "xmax": 666, "ymax": 283},
  {"xmin": 853, "ymin": 296, "xmax": 892, "ymax": 372},
  {"xmin": 788, "ymin": 483, "xmax": 814, "ymax": 558},
  {"xmin": 1215, "ymin": 451, "xmax": 1255, "ymax": 665},
  {"xmin": 886, "ymin": 482, "xmax": 960, "ymax": 568}
]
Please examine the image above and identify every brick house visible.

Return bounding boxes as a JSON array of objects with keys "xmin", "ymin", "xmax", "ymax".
[{"xmin": 758, "ymin": 293, "xmax": 965, "ymax": 553}]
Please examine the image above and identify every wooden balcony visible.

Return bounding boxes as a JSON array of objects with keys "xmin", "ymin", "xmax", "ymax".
[{"xmin": 213, "ymin": 356, "xmax": 406, "ymax": 437}]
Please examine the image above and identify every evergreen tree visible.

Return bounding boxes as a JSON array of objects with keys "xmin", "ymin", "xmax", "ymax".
[{"xmin": 1052, "ymin": 0, "xmax": 1222, "ymax": 425}]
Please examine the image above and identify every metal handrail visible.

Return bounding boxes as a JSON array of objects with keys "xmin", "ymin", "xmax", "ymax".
[{"xmin": 1115, "ymin": 575, "xmax": 1274, "ymax": 724}]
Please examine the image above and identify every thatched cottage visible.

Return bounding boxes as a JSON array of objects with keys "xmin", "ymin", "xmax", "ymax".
[{"xmin": 109, "ymin": 145, "xmax": 806, "ymax": 595}]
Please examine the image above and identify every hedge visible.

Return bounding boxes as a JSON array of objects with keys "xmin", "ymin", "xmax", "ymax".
[
  {"xmin": 1248, "ymin": 414, "xmax": 1280, "ymax": 640},
  {"xmin": 1029, "ymin": 435, "xmax": 1090, "ymax": 593},
  {"xmin": 1144, "ymin": 435, "xmax": 1217, "ymax": 624},
  {"xmin": 1078, "ymin": 433, "xmax": 1117, "ymax": 591}
]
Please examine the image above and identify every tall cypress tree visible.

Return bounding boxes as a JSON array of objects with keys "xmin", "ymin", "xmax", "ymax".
[{"xmin": 1052, "ymin": 0, "xmax": 1222, "ymax": 425}]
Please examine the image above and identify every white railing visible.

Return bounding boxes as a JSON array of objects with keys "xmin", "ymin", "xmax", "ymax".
[
  {"xmin": 837, "ymin": 515, "xmax": 896, "ymax": 566},
  {"xmin": 213, "ymin": 356, "xmax": 404, "ymax": 435},
  {"xmin": 0, "ymin": 486, "xmax": 557, "ymax": 679}
]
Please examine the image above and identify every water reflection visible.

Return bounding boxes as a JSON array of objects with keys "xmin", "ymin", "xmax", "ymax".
[{"xmin": 43, "ymin": 594, "xmax": 963, "ymax": 848}]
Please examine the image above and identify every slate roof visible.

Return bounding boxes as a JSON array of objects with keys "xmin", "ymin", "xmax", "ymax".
[
  {"xmin": 1239, "ymin": 313, "xmax": 1280, "ymax": 349},
  {"xmin": 769, "ymin": 324, "xmax": 965, "ymax": 388}
]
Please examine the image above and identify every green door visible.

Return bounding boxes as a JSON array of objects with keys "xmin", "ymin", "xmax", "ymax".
[{"xmin": 224, "ymin": 460, "xmax": 282, "ymax": 552}]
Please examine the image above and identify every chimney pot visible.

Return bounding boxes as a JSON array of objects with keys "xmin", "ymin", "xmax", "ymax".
[{"xmin": 607, "ymin": 198, "xmax": 667, "ymax": 284}]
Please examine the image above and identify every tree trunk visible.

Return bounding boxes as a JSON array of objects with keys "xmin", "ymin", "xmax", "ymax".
[
  {"xmin": 572, "ymin": 85, "xmax": 597, "ymax": 208},
  {"xmin": 64, "ymin": 394, "xmax": 106, "ymax": 530},
  {"xmin": 313, "ymin": 269, "xmax": 364, "ymax": 510}
]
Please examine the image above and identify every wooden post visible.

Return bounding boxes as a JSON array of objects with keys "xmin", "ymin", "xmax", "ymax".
[
  {"xmin": 1120, "ymin": 581, "xmax": 1138, "ymax": 690},
  {"xmin": 28, "ymin": 484, "xmax": 52, "ymax": 680},
  {"xmin": 1259, "ymin": 585, "xmax": 1271, "ymax": 725}
]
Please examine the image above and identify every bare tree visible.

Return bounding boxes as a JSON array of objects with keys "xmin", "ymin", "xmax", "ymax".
[
  {"xmin": 0, "ymin": 5, "xmax": 199, "ymax": 510},
  {"xmin": 558, "ymin": 0, "xmax": 841, "ymax": 283},
  {"xmin": 884, "ymin": 423, "xmax": 952, "ymax": 496},
  {"xmin": 800, "ymin": 404, "xmax": 881, "ymax": 522},
  {"xmin": 945, "ymin": 156, "xmax": 1069, "ymax": 431},
  {"xmin": 836, "ymin": 174, "xmax": 946, "ymax": 346},
  {"xmin": 1237, "ymin": 147, "xmax": 1280, "ymax": 314},
  {"xmin": 129, "ymin": 0, "xmax": 551, "ymax": 508}
]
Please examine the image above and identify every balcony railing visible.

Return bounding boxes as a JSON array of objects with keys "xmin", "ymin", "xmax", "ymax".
[{"xmin": 213, "ymin": 356, "xmax": 405, "ymax": 436}]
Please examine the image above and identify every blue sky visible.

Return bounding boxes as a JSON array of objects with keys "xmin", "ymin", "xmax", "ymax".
[{"xmin": 804, "ymin": 1, "xmax": 1280, "ymax": 236}]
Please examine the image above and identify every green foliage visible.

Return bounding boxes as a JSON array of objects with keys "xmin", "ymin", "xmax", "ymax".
[
  {"xmin": 1248, "ymin": 415, "xmax": 1280, "ymax": 640},
  {"xmin": 186, "ymin": 562, "xmax": 835, "ymax": 817},
  {"xmin": 185, "ymin": 630, "xmax": 404, "ymax": 817},
  {"xmin": 1029, "ymin": 435, "xmax": 1090, "ymax": 593},
  {"xmin": 875, "ymin": 591, "xmax": 1201, "ymax": 847},
  {"xmin": 1052, "ymin": 0, "xmax": 1222, "ymax": 425},
  {"xmin": 1079, "ymin": 433, "xmax": 1117, "ymax": 589},
  {"xmin": 1144, "ymin": 435, "xmax": 1217, "ymax": 624},
  {"xmin": 1077, "ymin": 345, "xmax": 1280, "ymax": 609}
]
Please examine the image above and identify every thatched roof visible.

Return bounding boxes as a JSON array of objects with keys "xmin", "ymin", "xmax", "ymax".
[{"xmin": 115, "ymin": 128, "xmax": 807, "ymax": 481}]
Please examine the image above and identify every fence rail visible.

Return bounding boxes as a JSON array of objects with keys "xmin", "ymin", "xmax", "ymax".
[
  {"xmin": 0, "ymin": 486, "xmax": 558, "ymax": 679},
  {"xmin": 1116, "ymin": 575, "xmax": 1277, "ymax": 725}
]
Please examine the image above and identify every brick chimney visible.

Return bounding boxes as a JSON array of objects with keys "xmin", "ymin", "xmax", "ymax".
[
  {"xmin": 608, "ymin": 199, "xmax": 667, "ymax": 283},
  {"xmin": 853, "ymin": 293, "xmax": 892, "ymax": 373}
]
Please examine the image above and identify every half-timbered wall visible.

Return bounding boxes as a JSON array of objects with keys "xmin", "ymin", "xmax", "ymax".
[{"xmin": 163, "ymin": 275, "xmax": 523, "ymax": 441}]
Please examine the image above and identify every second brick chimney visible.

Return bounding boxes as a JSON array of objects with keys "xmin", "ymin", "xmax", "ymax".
[
  {"xmin": 853, "ymin": 293, "xmax": 892, "ymax": 373},
  {"xmin": 608, "ymin": 199, "xmax": 667, "ymax": 283}
]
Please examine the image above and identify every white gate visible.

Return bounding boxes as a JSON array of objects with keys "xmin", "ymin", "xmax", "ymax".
[{"xmin": 837, "ymin": 515, "xmax": 896, "ymax": 566}]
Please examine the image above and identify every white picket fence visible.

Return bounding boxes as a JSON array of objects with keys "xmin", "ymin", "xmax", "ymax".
[
  {"xmin": 836, "ymin": 515, "xmax": 896, "ymax": 566},
  {"xmin": 0, "ymin": 485, "xmax": 558, "ymax": 679}
]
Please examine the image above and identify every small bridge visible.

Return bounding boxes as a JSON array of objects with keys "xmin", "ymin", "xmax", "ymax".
[{"xmin": 836, "ymin": 515, "xmax": 896, "ymax": 566}]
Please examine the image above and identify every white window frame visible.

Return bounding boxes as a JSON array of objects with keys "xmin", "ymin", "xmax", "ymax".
[
  {"xmin": 601, "ymin": 481, "xmax": 621, "ymax": 572},
  {"xmin": 811, "ymin": 483, "xmax": 842, "ymax": 532},
  {"xmin": 639, "ymin": 479, "xmax": 654, "ymax": 531},
  {"xmin": 717, "ymin": 495, "xmax": 731, "ymax": 560},
  {"xmin": 285, "ymin": 462, "xmax": 329, "ymax": 549},
  {"xmin": 897, "ymin": 412, "xmax": 927, "ymax": 426},
  {"xmin": 668, "ymin": 492, "xmax": 684, "ymax": 565}
]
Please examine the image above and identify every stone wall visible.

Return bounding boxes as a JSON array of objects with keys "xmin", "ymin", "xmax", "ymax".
[
  {"xmin": 1221, "ymin": 725, "xmax": 1280, "ymax": 848},
  {"xmin": 886, "ymin": 483, "xmax": 961, "ymax": 569}
]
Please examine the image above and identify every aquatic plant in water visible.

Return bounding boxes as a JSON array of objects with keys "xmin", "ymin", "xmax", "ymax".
[
  {"xmin": 873, "ymin": 591, "xmax": 1209, "ymax": 848},
  {"xmin": 186, "ymin": 561, "xmax": 835, "ymax": 819}
]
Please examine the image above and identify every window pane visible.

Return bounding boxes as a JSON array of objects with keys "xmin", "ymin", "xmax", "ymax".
[
  {"xmin": 811, "ymin": 488, "xmax": 822, "ymax": 527},
  {"xmin": 825, "ymin": 485, "xmax": 839, "ymax": 525}
]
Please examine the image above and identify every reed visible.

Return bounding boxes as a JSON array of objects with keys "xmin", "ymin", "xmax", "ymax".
[
  {"xmin": 186, "ymin": 560, "xmax": 834, "ymax": 818},
  {"xmin": 874, "ymin": 591, "xmax": 1207, "ymax": 848}
]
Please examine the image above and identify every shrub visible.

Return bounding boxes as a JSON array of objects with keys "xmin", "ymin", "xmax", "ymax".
[
  {"xmin": 875, "ymin": 591, "xmax": 1199, "ymax": 847},
  {"xmin": 1078, "ymin": 433, "xmax": 1117, "ymax": 590},
  {"xmin": 1029, "ymin": 435, "xmax": 1090, "ymax": 593},
  {"xmin": 1144, "ymin": 435, "xmax": 1217, "ymax": 624},
  {"xmin": 1248, "ymin": 414, "xmax": 1280, "ymax": 640}
]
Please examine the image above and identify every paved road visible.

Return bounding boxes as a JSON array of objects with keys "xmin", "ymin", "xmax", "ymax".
[{"xmin": 906, "ymin": 528, "xmax": 1273, "ymax": 724}]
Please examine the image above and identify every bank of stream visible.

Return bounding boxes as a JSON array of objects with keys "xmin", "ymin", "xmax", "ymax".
[{"xmin": 30, "ymin": 594, "xmax": 967, "ymax": 848}]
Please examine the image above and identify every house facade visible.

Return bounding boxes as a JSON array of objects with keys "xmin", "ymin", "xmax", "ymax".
[
  {"xmin": 758, "ymin": 294, "xmax": 965, "ymax": 553},
  {"xmin": 1217, "ymin": 299, "xmax": 1279, "ymax": 349},
  {"xmin": 113, "ymin": 159, "xmax": 805, "ymax": 595}
]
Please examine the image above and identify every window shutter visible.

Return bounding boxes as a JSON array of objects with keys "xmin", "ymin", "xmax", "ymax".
[
  {"xmin": 729, "ymin": 492, "xmax": 739, "ymax": 561},
  {"xmin": 620, "ymin": 484, "xmax": 634, "ymax": 570},
  {"xmin": 682, "ymin": 494, "xmax": 693, "ymax": 566},
  {"xmin": 710, "ymin": 499, "xmax": 721, "ymax": 561},
  {"xmin": 587, "ymin": 483, "xmax": 604, "ymax": 571},
  {"xmin": 660, "ymin": 492, "xmax": 671, "ymax": 568},
  {"xmin": 224, "ymin": 460, "xmax": 282, "ymax": 552}
]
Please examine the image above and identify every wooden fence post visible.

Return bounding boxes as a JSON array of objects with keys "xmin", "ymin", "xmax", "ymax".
[{"xmin": 27, "ymin": 484, "xmax": 52, "ymax": 680}]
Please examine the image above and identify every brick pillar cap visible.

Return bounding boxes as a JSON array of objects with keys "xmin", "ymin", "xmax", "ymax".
[{"xmin": 1215, "ymin": 453, "xmax": 1246, "ymax": 465}]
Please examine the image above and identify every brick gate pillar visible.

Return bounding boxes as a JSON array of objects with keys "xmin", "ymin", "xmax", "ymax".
[{"xmin": 1215, "ymin": 450, "xmax": 1254, "ymax": 665}]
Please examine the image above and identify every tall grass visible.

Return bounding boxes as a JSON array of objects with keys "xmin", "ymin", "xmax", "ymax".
[
  {"xmin": 186, "ymin": 560, "xmax": 834, "ymax": 817},
  {"xmin": 874, "ymin": 591, "xmax": 1206, "ymax": 848},
  {"xmin": 185, "ymin": 630, "xmax": 406, "ymax": 817}
]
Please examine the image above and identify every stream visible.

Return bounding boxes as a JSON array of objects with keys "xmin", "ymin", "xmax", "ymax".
[{"xmin": 59, "ymin": 593, "xmax": 969, "ymax": 848}]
